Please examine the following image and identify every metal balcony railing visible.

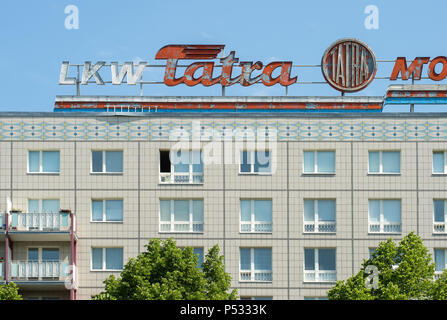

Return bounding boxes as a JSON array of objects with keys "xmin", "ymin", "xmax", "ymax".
[
  {"xmin": 369, "ymin": 222, "xmax": 401, "ymax": 233},
  {"xmin": 159, "ymin": 172, "xmax": 204, "ymax": 184},
  {"xmin": 304, "ymin": 270, "xmax": 337, "ymax": 283},
  {"xmin": 240, "ymin": 221, "xmax": 273, "ymax": 233},
  {"xmin": 304, "ymin": 221, "xmax": 336, "ymax": 233},
  {"xmin": 159, "ymin": 221, "xmax": 204, "ymax": 233},
  {"xmin": 0, "ymin": 213, "xmax": 4, "ymax": 230},
  {"xmin": 9, "ymin": 261, "xmax": 70, "ymax": 281},
  {"xmin": 435, "ymin": 272, "xmax": 444, "ymax": 280},
  {"xmin": 434, "ymin": 222, "xmax": 446, "ymax": 233},
  {"xmin": 9, "ymin": 211, "xmax": 71, "ymax": 232},
  {"xmin": 0, "ymin": 262, "xmax": 4, "ymax": 281},
  {"xmin": 240, "ymin": 270, "xmax": 273, "ymax": 282}
]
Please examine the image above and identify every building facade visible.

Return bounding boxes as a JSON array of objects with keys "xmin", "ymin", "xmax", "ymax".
[{"xmin": 0, "ymin": 96, "xmax": 447, "ymax": 299}]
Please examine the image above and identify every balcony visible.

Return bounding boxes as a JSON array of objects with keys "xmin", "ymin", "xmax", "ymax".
[
  {"xmin": 369, "ymin": 222, "xmax": 401, "ymax": 234},
  {"xmin": 159, "ymin": 172, "xmax": 203, "ymax": 184},
  {"xmin": 240, "ymin": 221, "xmax": 273, "ymax": 233},
  {"xmin": 0, "ymin": 262, "xmax": 4, "ymax": 282},
  {"xmin": 304, "ymin": 270, "xmax": 337, "ymax": 283},
  {"xmin": 7, "ymin": 210, "xmax": 76, "ymax": 241},
  {"xmin": 434, "ymin": 222, "xmax": 446, "ymax": 233},
  {"xmin": 240, "ymin": 270, "xmax": 272, "ymax": 282},
  {"xmin": 304, "ymin": 221, "xmax": 336, "ymax": 233},
  {"xmin": 0, "ymin": 213, "xmax": 5, "ymax": 230},
  {"xmin": 9, "ymin": 261, "xmax": 73, "ymax": 290}
]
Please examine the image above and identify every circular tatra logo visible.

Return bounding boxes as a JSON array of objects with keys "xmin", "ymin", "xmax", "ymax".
[{"xmin": 321, "ymin": 38, "xmax": 377, "ymax": 93}]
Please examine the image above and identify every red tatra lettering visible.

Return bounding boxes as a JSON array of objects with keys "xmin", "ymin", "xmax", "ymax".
[
  {"xmin": 262, "ymin": 62, "xmax": 297, "ymax": 86},
  {"xmin": 239, "ymin": 61, "xmax": 263, "ymax": 86},
  {"xmin": 219, "ymin": 51, "xmax": 241, "ymax": 86},
  {"xmin": 428, "ymin": 56, "xmax": 447, "ymax": 81},
  {"xmin": 390, "ymin": 57, "xmax": 430, "ymax": 81},
  {"xmin": 163, "ymin": 59, "xmax": 184, "ymax": 86},
  {"xmin": 183, "ymin": 62, "xmax": 219, "ymax": 86}
]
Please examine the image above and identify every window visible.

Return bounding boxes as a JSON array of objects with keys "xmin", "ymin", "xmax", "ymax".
[
  {"xmin": 28, "ymin": 151, "xmax": 60, "ymax": 173},
  {"xmin": 159, "ymin": 199, "xmax": 204, "ymax": 233},
  {"xmin": 240, "ymin": 297, "xmax": 273, "ymax": 300},
  {"xmin": 369, "ymin": 248, "xmax": 377, "ymax": 259},
  {"xmin": 304, "ymin": 248, "xmax": 336, "ymax": 283},
  {"xmin": 91, "ymin": 248, "xmax": 123, "ymax": 271},
  {"xmin": 240, "ymin": 248, "xmax": 272, "ymax": 282},
  {"xmin": 240, "ymin": 150, "xmax": 272, "ymax": 174},
  {"xmin": 193, "ymin": 248, "xmax": 204, "ymax": 268},
  {"xmin": 240, "ymin": 199, "xmax": 272, "ymax": 233},
  {"xmin": 92, "ymin": 199, "xmax": 123, "ymax": 222},
  {"xmin": 28, "ymin": 199, "xmax": 60, "ymax": 213},
  {"xmin": 433, "ymin": 152, "xmax": 447, "ymax": 174},
  {"xmin": 91, "ymin": 150, "xmax": 123, "ymax": 173},
  {"xmin": 368, "ymin": 151, "xmax": 400, "ymax": 174},
  {"xmin": 435, "ymin": 249, "xmax": 447, "ymax": 278},
  {"xmin": 303, "ymin": 151, "xmax": 335, "ymax": 174},
  {"xmin": 159, "ymin": 150, "xmax": 203, "ymax": 183},
  {"xmin": 303, "ymin": 199, "xmax": 336, "ymax": 233},
  {"xmin": 434, "ymin": 200, "xmax": 447, "ymax": 233},
  {"xmin": 28, "ymin": 248, "xmax": 59, "ymax": 262},
  {"xmin": 304, "ymin": 297, "xmax": 329, "ymax": 300},
  {"xmin": 369, "ymin": 200, "xmax": 401, "ymax": 233}
]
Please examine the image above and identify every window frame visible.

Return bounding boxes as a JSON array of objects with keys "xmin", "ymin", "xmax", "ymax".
[
  {"xmin": 302, "ymin": 150, "xmax": 336, "ymax": 174},
  {"xmin": 239, "ymin": 150, "xmax": 272, "ymax": 175},
  {"xmin": 159, "ymin": 199, "xmax": 204, "ymax": 233},
  {"xmin": 26, "ymin": 246, "xmax": 60, "ymax": 262},
  {"xmin": 434, "ymin": 248, "xmax": 447, "ymax": 276},
  {"xmin": 303, "ymin": 248, "xmax": 337, "ymax": 283},
  {"xmin": 303, "ymin": 199, "xmax": 336, "ymax": 234},
  {"xmin": 368, "ymin": 199, "xmax": 402, "ymax": 234},
  {"xmin": 433, "ymin": 151, "xmax": 447, "ymax": 174},
  {"xmin": 433, "ymin": 199, "xmax": 447, "ymax": 233},
  {"xmin": 90, "ymin": 150, "xmax": 123, "ymax": 174},
  {"xmin": 27, "ymin": 150, "xmax": 60, "ymax": 174},
  {"xmin": 159, "ymin": 149, "xmax": 204, "ymax": 184},
  {"xmin": 27, "ymin": 199, "xmax": 60, "ymax": 213},
  {"xmin": 90, "ymin": 247, "xmax": 124, "ymax": 272},
  {"xmin": 239, "ymin": 199, "xmax": 273, "ymax": 234},
  {"xmin": 368, "ymin": 150, "xmax": 401, "ymax": 175},
  {"xmin": 90, "ymin": 199, "xmax": 124, "ymax": 223},
  {"xmin": 239, "ymin": 247, "xmax": 273, "ymax": 283}
]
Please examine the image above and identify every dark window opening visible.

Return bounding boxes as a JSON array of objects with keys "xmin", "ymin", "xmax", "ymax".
[{"xmin": 160, "ymin": 150, "xmax": 171, "ymax": 173}]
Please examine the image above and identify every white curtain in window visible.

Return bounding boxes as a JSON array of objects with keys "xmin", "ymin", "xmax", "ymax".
[
  {"xmin": 303, "ymin": 152, "xmax": 315, "ymax": 172},
  {"xmin": 382, "ymin": 200, "xmax": 401, "ymax": 223},
  {"xmin": 42, "ymin": 151, "xmax": 60, "ymax": 172},
  {"xmin": 433, "ymin": 153, "xmax": 445, "ymax": 173},
  {"xmin": 174, "ymin": 200, "xmax": 189, "ymax": 221},
  {"xmin": 317, "ymin": 152, "xmax": 335, "ymax": 173},
  {"xmin": 435, "ymin": 249, "xmax": 445, "ymax": 272},
  {"xmin": 369, "ymin": 200, "xmax": 381, "ymax": 223},
  {"xmin": 382, "ymin": 152, "xmax": 400, "ymax": 173},
  {"xmin": 369, "ymin": 152, "xmax": 380, "ymax": 172},
  {"xmin": 254, "ymin": 200, "xmax": 272, "ymax": 222},
  {"xmin": 303, "ymin": 200, "xmax": 315, "ymax": 222}
]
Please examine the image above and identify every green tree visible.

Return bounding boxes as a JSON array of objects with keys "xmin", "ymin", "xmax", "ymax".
[
  {"xmin": 328, "ymin": 232, "xmax": 447, "ymax": 300},
  {"xmin": 0, "ymin": 283, "xmax": 22, "ymax": 300},
  {"xmin": 92, "ymin": 238, "xmax": 237, "ymax": 300}
]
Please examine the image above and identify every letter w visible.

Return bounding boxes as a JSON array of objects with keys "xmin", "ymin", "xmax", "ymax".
[{"xmin": 111, "ymin": 62, "xmax": 147, "ymax": 85}]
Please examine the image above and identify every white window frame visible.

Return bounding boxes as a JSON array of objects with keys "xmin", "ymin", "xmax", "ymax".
[
  {"xmin": 91, "ymin": 150, "xmax": 123, "ymax": 174},
  {"xmin": 27, "ymin": 150, "xmax": 60, "ymax": 174},
  {"xmin": 303, "ymin": 199, "xmax": 336, "ymax": 234},
  {"xmin": 239, "ymin": 150, "xmax": 272, "ymax": 175},
  {"xmin": 368, "ymin": 199, "xmax": 402, "ymax": 234},
  {"xmin": 240, "ymin": 199, "xmax": 273, "ymax": 233},
  {"xmin": 302, "ymin": 150, "xmax": 335, "ymax": 174},
  {"xmin": 239, "ymin": 248, "xmax": 272, "ymax": 283},
  {"xmin": 433, "ymin": 200, "xmax": 447, "ymax": 233},
  {"xmin": 368, "ymin": 150, "xmax": 401, "ymax": 174},
  {"xmin": 27, "ymin": 246, "xmax": 60, "ymax": 262},
  {"xmin": 90, "ymin": 247, "xmax": 123, "ymax": 272},
  {"xmin": 433, "ymin": 151, "xmax": 447, "ymax": 174},
  {"xmin": 90, "ymin": 199, "xmax": 124, "ymax": 223},
  {"xmin": 434, "ymin": 249, "xmax": 447, "ymax": 278},
  {"xmin": 159, "ymin": 199, "xmax": 204, "ymax": 233},
  {"xmin": 303, "ymin": 248, "xmax": 337, "ymax": 283},
  {"xmin": 27, "ymin": 199, "xmax": 60, "ymax": 213},
  {"xmin": 159, "ymin": 149, "xmax": 204, "ymax": 184}
]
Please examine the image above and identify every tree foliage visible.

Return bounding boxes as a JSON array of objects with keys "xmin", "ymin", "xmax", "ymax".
[
  {"xmin": 92, "ymin": 238, "xmax": 237, "ymax": 300},
  {"xmin": 328, "ymin": 232, "xmax": 447, "ymax": 300},
  {"xmin": 0, "ymin": 283, "xmax": 22, "ymax": 300}
]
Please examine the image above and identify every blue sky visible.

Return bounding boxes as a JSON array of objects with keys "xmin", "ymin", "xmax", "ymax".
[{"xmin": 0, "ymin": 0, "xmax": 446, "ymax": 112}]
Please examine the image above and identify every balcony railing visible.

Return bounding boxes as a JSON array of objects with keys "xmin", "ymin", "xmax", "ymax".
[
  {"xmin": 159, "ymin": 221, "xmax": 204, "ymax": 233},
  {"xmin": 434, "ymin": 222, "xmax": 446, "ymax": 233},
  {"xmin": 0, "ymin": 213, "xmax": 4, "ymax": 230},
  {"xmin": 9, "ymin": 261, "xmax": 70, "ymax": 281},
  {"xmin": 369, "ymin": 222, "xmax": 401, "ymax": 234},
  {"xmin": 9, "ymin": 211, "xmax": 70, "ymax": 232},
  {"xmin": 0, "ymin": 262, "xmax": 3, "ymax": 281},
  {"xmin": 240, "ymin": 221, "xmax": 273, "ymax": 233},
  {"xmin": 240, "ymin": 270, "xmax": 273, "ymax": 282},
  {"xmin": 304, "ymin": 270, "xmax": 337, "ymax": 283},
  {"xmin": 159, "ymin": 172, "xmax": 204, "ymax": 184},
  {"xmin": 304, "ymin": 221, "xmax": 336, "ymax": 233},
  {"xmin": 435, "ymin": 272, "xmax": 444, "ymax": 280}
]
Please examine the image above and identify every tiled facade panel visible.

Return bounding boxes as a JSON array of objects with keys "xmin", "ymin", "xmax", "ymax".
[{"xmin": 0, "ymin": 114, "xmax": 446, "ymax": 300}]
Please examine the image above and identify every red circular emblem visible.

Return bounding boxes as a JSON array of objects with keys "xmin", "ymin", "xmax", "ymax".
[{"xmin": 321, "ymin": 38, "xmax": 377, "ymax": 93}]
